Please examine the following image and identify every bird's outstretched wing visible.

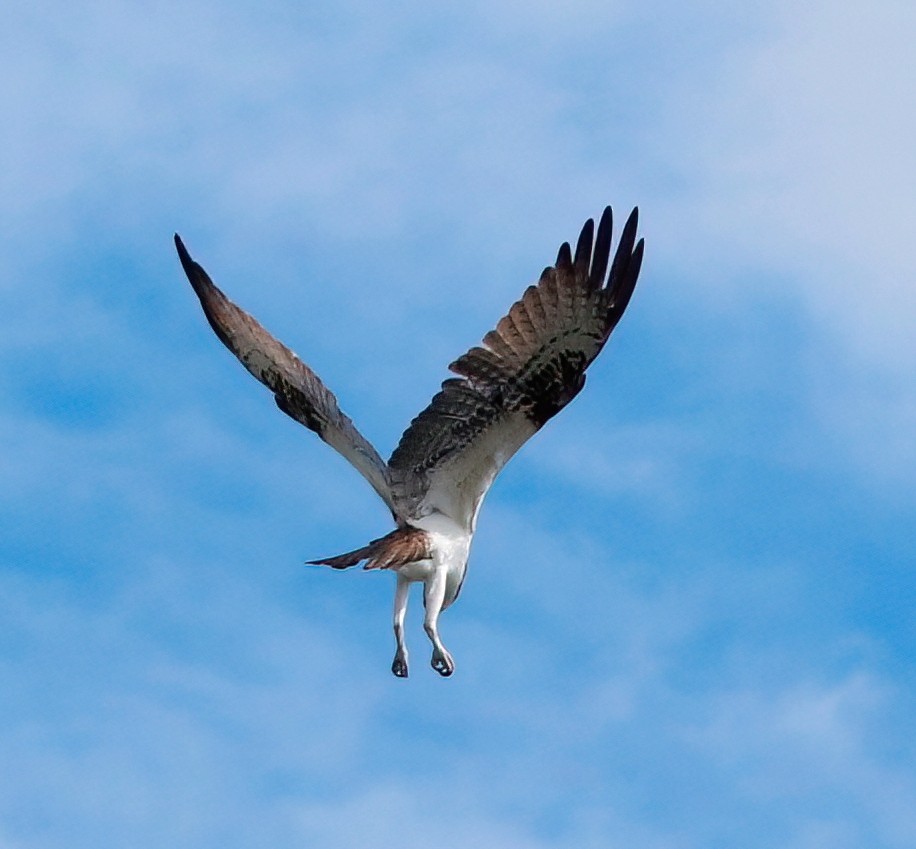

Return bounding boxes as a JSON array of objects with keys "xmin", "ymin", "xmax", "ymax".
[
  {"xmin": 175, "ymin": 235, "xmax": 396, "ymax": 515},
  {"xmin": 388, "ymin": 206, "xmax": 644, "ymax": 530}
]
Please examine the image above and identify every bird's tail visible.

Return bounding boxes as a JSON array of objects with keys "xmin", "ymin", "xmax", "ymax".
[
  {"xmin": 306, "ymin": 544, "xmax": 373, "ymax": 570},
  {"xmin": 307, "ymin": 526, "xmax": 432, "ymax": 571}
]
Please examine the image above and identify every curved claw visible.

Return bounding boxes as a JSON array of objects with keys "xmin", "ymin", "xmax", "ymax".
[
  {"xmin": 431, "ymin": 649, "xmax": 454, "ymax": 677},
  {"xmin": 391, "ymin": 654, "xmax": 409, "ymax": 678}
]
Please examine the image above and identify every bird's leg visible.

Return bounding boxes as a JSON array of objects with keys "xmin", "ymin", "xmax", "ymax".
[
  {"xmin": 391, "ymin": 575, "xmax": 410, "ymax": 678},
  {"xmin": 423, "ymin": 573, "xmax": 454, "ymax": 677}
]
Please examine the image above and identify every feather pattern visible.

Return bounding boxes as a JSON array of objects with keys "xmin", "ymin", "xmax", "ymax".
[
  {"xmin": 175, "ymin": 207, "xmax": 642, "ymax": 532},
  {"xmin": 307, "ymin": 526, "xmax": 432, "ymax": 571},
  {"xmin": 174, "ymin": 235, "xmax": 396, "ymax": 515},
  {"xmin": 176, "ymin": 206, "xmax": 643, "ymax": 679},
  {"xmin": 388, "ymin": 206, "xmax": 644, "ymax": 529}
]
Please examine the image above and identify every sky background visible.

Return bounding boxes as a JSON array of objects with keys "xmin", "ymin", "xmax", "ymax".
[{"xmin": 2, "ymin": 1, "xmax": 915, "ymax": 847}]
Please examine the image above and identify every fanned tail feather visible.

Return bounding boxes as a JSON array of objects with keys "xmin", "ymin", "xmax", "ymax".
[
  {"xmin": 307, "ymin": 545, "xmax": 374, "ymax": 570},
  {"xmin": 307, "ymin": 526, "xmax": 432, "ymax": 571}
]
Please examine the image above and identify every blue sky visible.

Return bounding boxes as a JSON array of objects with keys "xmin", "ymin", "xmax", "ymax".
[{"xmin": 2, "ymin": 1, "xmax": 915, "ymax": 847}]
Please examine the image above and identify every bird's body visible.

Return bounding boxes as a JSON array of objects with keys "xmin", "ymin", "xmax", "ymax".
[{"xmin": 175, "ymin": 205, "xmax": 644, "ymax": 677}]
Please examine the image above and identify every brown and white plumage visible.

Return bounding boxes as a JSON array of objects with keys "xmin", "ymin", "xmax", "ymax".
[
  {"xmin": 175, "ymin": 205, "xmax": 644, "ymax": 677},
  {"xmin": 174, "ymin": 236, "xmax": 397, "ymax": 515}
]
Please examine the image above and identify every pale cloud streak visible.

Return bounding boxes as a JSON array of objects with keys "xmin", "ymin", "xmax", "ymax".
[{"xmin": 655, "ymin": 0, "xmax": 916, "ymax": 319}]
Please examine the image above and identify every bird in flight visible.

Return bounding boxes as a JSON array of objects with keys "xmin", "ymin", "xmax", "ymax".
[{"xmin": 175, "ymin": 205, "xmax": 644, "ymax": 678}]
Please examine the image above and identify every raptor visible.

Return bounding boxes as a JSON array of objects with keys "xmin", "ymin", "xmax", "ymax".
[{"xmin": 175, "ymin": 206, "xmax": 644, "ymax": 677}]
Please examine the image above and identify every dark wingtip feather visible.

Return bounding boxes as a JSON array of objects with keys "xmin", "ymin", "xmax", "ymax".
[
  {"xmin": 306, "ymin": 552, "xmax": 365, "ymax": 570},
  {"xmin": 608, "ymin": 236, "xmax": 644, "ymax": 326},
  {"xmin": 556, "ymin": 241, "xmax": 573, "ymax": 268},
  {"xmin": 607, "ymin": 207, "xmax": 640, "ymax": 293},
  {"xmin": 174, "ymin": 233, "xmax": 203, "ymax": 287},
  {"xmin": 633, "ymin": 235, "xmax": 644, "ymax": 262},
  {"xmin": 573, "ymin": 217, "xmax": 594, "ymax": 276},
  {"xmin": 174, "ymin": 233, "xmax": 221, "ymax": 305},
  {"xmin": 173, "ymin": 233, "xmax": 240, "ymax": 354},
  {"xmin": 620, "ymin": 207, "xmax": 639, "ymax": 252},
  {"xmin": 588, "ymin": 206, "xmax": 613, "ymax": 290},
  {"xmin": 174, "ymin": 233, "xmax": 192, "ymax": 269},
  {"xmin": 628, "ymin": 237, "xmax": 645, "ymax": 288}
]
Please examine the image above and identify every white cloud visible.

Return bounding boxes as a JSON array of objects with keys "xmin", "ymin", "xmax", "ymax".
[
  {"xmin": 688, "ymin": 671, "xmax": 916, "ymax": 847},
  {"xmin": 657, "ymin": 0, "xmax": 916, "ymax": 354},
  {"xmin": 633, "ymin": 0, "xmax": 916, "ymax": 485},
  {"xmin": 296, "ymin": 789, "xmax": 543, "ymax": 849},
  {"xmin": 532, "ymin": 417, "xmax": 701, "ymax": 509}
]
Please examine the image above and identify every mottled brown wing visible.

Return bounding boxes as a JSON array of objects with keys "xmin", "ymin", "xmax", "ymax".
[
  {"xmin": 175, "ymin": 235, "xmax": 396, "ymax": 515},
  {"xmin": 388, "ymin": 206, "xmax": 644, "ymax": 529}
]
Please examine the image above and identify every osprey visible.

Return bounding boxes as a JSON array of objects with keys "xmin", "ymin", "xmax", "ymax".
[{"xmin": 175, "ymin": 206, "xmax": 644, "ymax": 678}]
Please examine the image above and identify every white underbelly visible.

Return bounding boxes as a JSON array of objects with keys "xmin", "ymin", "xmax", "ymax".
[
  {"xmin": 395, "ymin": 558, "xmax": 436, "ymax": 582},
  {"xmin": 395, "ymin": 515, "xmax": 472, "ymax": 593}
]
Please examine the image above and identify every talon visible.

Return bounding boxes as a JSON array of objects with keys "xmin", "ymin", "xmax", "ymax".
[
  {"xmin": 431, "ymin": 651, "xmax": 455, "ymax": 677},
  {"xmin": 392, "ymin": 655, "xmax": 409, "ymax": 678}
]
